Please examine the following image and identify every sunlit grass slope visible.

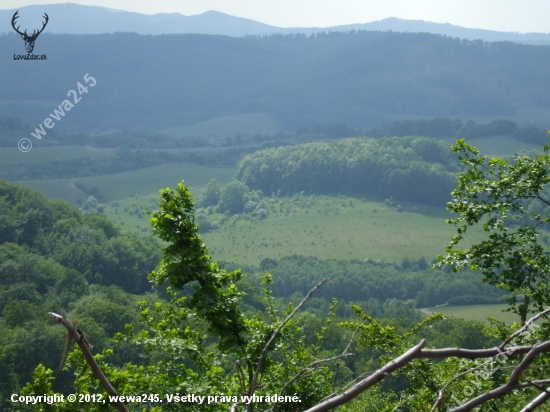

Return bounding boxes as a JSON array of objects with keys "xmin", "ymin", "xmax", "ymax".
[
  {"xmin": 199, "ymin": 195, "xmax": 486, "ymax": 265},
  {"xmin": 424, "ymin": 304, "xmax": 530, "ymax": 325},
  {"xmin": 161, "ymin": 113, "xmax": 281, "ymax": 139},
  {"xmin": 0, "ymin": 145, "xmax": 116, "ymax": 166},
  {"xmin": 17, "ymin": 163, "xmax": 235, "ymax": 203}
]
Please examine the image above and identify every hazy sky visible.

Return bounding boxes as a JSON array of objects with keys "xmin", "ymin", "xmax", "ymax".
[{"xmin": 4, "ymin": 0, "xmax": 550, "ymax": 33}]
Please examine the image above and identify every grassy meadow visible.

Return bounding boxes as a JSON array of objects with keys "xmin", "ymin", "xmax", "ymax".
[
  {"xmin": 438, "ymin": 135, "xmax": 540, "ymax": 157},
  {"xmin": 92, "ymin": 190, "xmax": 486, "ymax": 266},
  {"xmin": 424, "ymin": 304, "xmax": 539, "ymax": 325},
  {"xmin": 465, "ymin": 135, "xmax": 540, "ymax": 157},
  {"xmin": 17, "ymin": 163, "xmax": 235, "ymax": 204},
  {"xmin": 0, "ymin": 145, "xmax": 116, "ymax": 165},
  {"xmin": 196, "ymin": 195, "xmax": 485, "ymax": 266},
  {"xmin": 4, "ymin": 134, "xmax": 531, "ymax": 268},
  {"xmin": 161, "ymin": 113, "xmax": 281, "ymax": 139},
  {"xmin": 0, "ymin": 145, "xmax": 117, "ymax": 181}
]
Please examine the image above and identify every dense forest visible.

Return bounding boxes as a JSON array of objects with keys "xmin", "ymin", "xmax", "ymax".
[
  {"xmin": 235, "ymin": 136, "xmax": 458, "ymax": 205},
  {"xmin": 3, "ymin": 31, "xmax": 550, "ymax": 132},
  {"xmin": 4, "ymin": 5, "xmax": 550, "ymax": 408},
  {"xmin": 366, "ymin": 118, "xmax": 550, "ymax": 145},
  {"xmin": 253, "ymin": 255, "xmax": 508, "ymax": 309},
  {"xmin": 4, "ymin": 176, "xmax": 547, "ymax": 411},
  {"xmin": 0, "ymin": 180, "xmax": 164, "ymax": 408},
  {"xmin": 0, "ymin": 179, "xmax": 504, "ymax": 410}
]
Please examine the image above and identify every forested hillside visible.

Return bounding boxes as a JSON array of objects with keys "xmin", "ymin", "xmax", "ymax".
[
  {"xmin": 3, "ymin": 31, "xmax": 550, "ymax": 132},
  {"xmin": 256, "ymin": 255, "xmax": 507, "ymax": 308},
  {"xmin": 0, "ymin": 179, "xmax": 507, "ymax": 410},
  {"xmin": 235, "ymin": 136, "xmax": 457, "ymax": 204},
  {"xmin": 0, "ymin": 180, "xmax": 161, "ymax": 294},
  {"xmin": 0, "ymin": 180, "xmax": 165, "ymax": 409},
  {"xmin": 4, "ymin": 178, "xmax": 543, "ymax": 411}
]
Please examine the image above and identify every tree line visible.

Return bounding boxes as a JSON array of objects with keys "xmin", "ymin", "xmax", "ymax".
[
  {"xmin": 15, "ymin": 176, "xmax": 550, "ymax": 411},
  {"xmin": 235, "ymin": 136, "xmax": 458, "ymax": 205},
  {"xmin": 0, "ymin": 179, "xmax": 497, "ymax": 410},
  {"xmin": 3, "ymin": 31, "xmax": 550, "ymax": 132},
  {"xmin": 251, "ymin": 255, "xmax": 508, "ymax": 310},
  {"xmin": 366, "ymin": 118, "xmax": 549, "ymax": 144}
]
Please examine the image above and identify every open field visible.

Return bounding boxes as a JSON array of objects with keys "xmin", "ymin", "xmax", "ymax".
[
  {"xmin": 423, "ymin": 304, "xmax": 540, "ymax": 325},
  {"xmin": 0, "ymin": 145, "xmax": 116, "ymax": 165},
  {"xmin": 0, "ymin": 145, "xmax": 118, "ymax": 181},
  {"xmin": 161, "ymin": 113, "xmax": 281, "ymax": 139},
  {"xmin": 197, "ymin": 195, "xmax": 486, "ymax": 266},
  {"xmin": 467, "ymin": 135, "xmax": 540, "ymax": 157},
  {"xmin": 439, "ymin": 135, "xmax": 540, "ymax": 157},
  {"xmin": 100, "ymin": 192, "xmax": 201, "ymax": 234},
  {"xmin": 98, "ymin": 193, "xmax": 485, "ymax": 265},
  {"xmin": 15, "ymin": 178, "xmax": 88, "ymax": 204},
  {"xmin": 16, "ymin": 163, "xmax": 235, "ymax": 204}
]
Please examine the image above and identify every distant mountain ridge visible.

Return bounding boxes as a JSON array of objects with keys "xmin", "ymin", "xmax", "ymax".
[
  {"xmin": 1, "ymin": 3, "xmax": 550, "ymax": 45},
  {"xmin": 2, "ymin": 30, "xmax": 550, "ymax": 133}
]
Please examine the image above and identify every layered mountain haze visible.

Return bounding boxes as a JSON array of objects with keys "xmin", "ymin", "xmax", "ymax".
[
  {"xmin": 0, "ymin": 3, "xmax": 280, "ymax": 36},
  {"xmin": 1, "ymin": 3, "xmax": 550, "ymax": 44},
  {"xmin": 3, "ymin": 29, "xmax": 550, "ymax": 134}
]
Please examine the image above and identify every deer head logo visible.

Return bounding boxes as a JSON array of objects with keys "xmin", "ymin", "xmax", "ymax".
[{"xmin": 11, "ymin": 10, "xmax": 49, "ymax": 54}]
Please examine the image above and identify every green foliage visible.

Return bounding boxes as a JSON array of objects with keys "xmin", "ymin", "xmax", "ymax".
[
  {"xmin": 438, "ymin": 135, "xmax": 550, "ymax": 324},
  {"xmin": 4, "ymin": 32, "xmax": 550, "ymax": 132},
  {"xmin": 4, "ymin": 147, "xmax": 248, "ymax": 182},
  {"xmin": 369, "ymin": 117, "xmax": 463, "ymax": 138},
  {"xmin": 256, "ymin": 255, "xmax": 505, "ymax": 308},
  {"xmin": 201, "ymin": 193, "xmax": 488, "ymax": 264},
  {"xmin": 235, "ymin": 137, "xmax": 457, "ymax": 205},
  {"xmin": 201, "ymin": 179, "xmax": 223, "ymax": 207},
  {"xmin": 415, "ymin": 291, "xmax": 428, "ymax": 308},
  {"xmin": 12, "ymin": 178, "xmax": 521, "ymax": 412},
  {"xmin": 218, "ymin": 180, "xmax": 250, "ymax": 215},
  {"xmin": 20, "ymin": 365, "xmax": 70, "ymax": 411},
  {"xmin": 0, "ymin": 181, "xmax": 164, "ymax": 409},
  {"xmin": 148, "ymin": 182, "xmax": 247, "ymax": 350},
  {"xmin": 2, "ymin": 300, "xmax": 39, "ymax": 328},
  {"xmin": 368, "ymin": 118, "xmax": 548, "ymax": 146},
  {"xmin": 0, "ymin": 180, "xmax": 161, "ymax": 293}
]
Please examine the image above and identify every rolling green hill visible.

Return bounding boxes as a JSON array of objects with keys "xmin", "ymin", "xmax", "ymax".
[
  {"xmin": 161, "ymin": 113, "xmax": 281, "ymax": 139},
  {"xmin": 3, "ymin": 31, "xmax": 550, "ymax": 133},
  {"xmin": 423, "ymin": 304, "xmax": 533, "ymax": 325},
  {"xmin": 200, "ymin": 194, "xmax": 485, "ymax": 265},
  {"xmin": 17, "ymin": 163, "xmax": 235, "ymax": 203}
]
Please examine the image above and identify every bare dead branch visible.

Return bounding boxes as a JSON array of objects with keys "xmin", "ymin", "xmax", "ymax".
[
  {"xmin": 499, "ymin": 307, "xmax": 549, "ymax": 350},
  {"xmin": 304, "ymin": 308, "xmax": 550, "ymax": 412},
  {"xmin": 277, "ymin": 332, "xmax": 356, "ymax": 412},
  {"xmin": 272, "ymin": 352, "xmax": 355, "ymax": 410},
  {"xmin": 303, "ymin": 339, "xmax": 427, "ymax": 412},
  {"xmin": 430, "ymin": 360, "xmax": 492, "ymax": 412},
  {"xmin": 323, "ymin": 369, "xmax": 374, "ymax": 401},
  {"xmin": 510, "ymin": 341, "xmax": 550, "ymax": 384},
  {"xmin": 342, "ymin": 332, "xmax": 355, "ymax": 355},
  {"xmin": 520, "ymin": 386, "xmax": 550, "ymax": 412},
  {"xmin": 236, "ymin": 360, "xmax": 246, "ymax": 395},
  {"xmin": 332, "ymin": 363, "xmax": 340, "ymax": 392},
  {"xmin": 449, "ymin": 340, "xmax": 550, "ymax": 412},
  {"xmin": 419, "ymin": 345, "xmax": 534, "ymax": 359},
  {"xmin": 525, "ymin": 380, "xmax": 550, "ymax": 395},
  {"xmin": 56, "ymin": 330, "xmax": 73, "ymax": 378},
  {"xmin": 49, "ymin": 312, "xmax": 128, "ymax": 412},
  {"xmin": 248, "ymin": 278, "xmax": 328, "ymax": 409}
]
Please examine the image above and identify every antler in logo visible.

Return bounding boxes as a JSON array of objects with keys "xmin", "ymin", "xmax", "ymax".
[{"xmin": 11, "ymin": 10, "xmax": 49, "ymax": 54}]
